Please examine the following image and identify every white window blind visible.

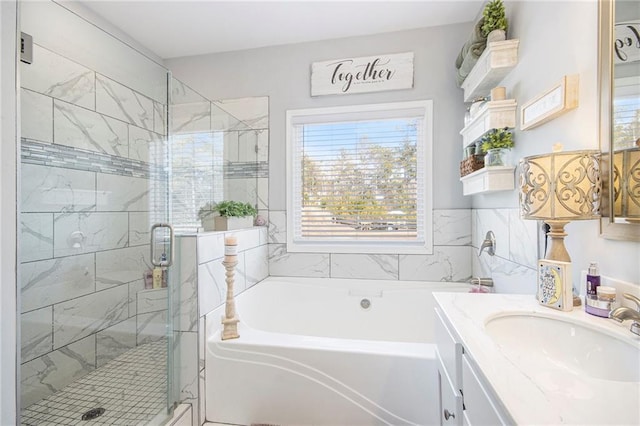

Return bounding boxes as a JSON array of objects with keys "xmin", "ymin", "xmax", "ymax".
[{"xmin": 286, "ymin": 101, "xmax": 433, "ymax": 254}]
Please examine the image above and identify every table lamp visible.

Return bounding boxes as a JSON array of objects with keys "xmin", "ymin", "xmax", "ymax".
[{"xmin": 519, "ymin": 149, "xmax": 601, "ymax": 307}]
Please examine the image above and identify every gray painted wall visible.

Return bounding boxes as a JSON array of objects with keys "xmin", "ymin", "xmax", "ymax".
[
  {"xmin": 470, "ymin": 0, "xmax": 639, "ymax": 288},
  {"xmin": 167, "ymin": 3, "xmax": 639, "ymax": 287},
  {"xmin": 166, "ymin": 24, "xmax": 473, "ymax": 211}
]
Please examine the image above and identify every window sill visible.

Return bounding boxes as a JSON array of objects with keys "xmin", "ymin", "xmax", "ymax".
[{"xmin": 286, "ymin": 240, "xmax": 433, "ymax": 255}]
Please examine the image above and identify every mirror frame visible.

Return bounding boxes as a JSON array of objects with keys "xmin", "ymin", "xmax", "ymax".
[{"xmin": 598, "ymin": 0, "xmax": 640, "ymax": 241}]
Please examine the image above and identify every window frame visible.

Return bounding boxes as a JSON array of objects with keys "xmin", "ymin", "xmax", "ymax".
[{"xmin": 285, "ymin": 100, "xmax": 433, "ymax": 254}]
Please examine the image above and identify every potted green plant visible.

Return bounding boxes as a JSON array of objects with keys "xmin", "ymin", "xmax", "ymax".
[
  {"xmin": 481, "ymin": 127, "xmax": 514, "ymax": 166},
  {"xmin": 481, "ymin": 0, "xmax": 508, "ymax": 43},
  {"xmin": 212, "ymin": 200, "xmax": 257, "ymax": 231}
]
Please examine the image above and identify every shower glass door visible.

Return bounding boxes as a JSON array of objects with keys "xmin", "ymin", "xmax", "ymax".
[{"xmin": 18, "ymin": 1, "xmax": 176, "ymax": 424}]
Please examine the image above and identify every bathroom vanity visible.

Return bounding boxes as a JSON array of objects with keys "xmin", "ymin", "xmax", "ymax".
[{"xmin": 434, "ymin": 292, "xmax": 640, "ymax": 425}]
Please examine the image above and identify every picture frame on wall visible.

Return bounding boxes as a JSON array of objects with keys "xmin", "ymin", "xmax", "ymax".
[{"xmin": 520, "ymin": 74, "xmax": 579, "ymax": 130}]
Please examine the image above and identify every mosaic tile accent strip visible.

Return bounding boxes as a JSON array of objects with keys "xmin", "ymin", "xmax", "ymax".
[
  {"xmin": 21, "ymin": 138, "xmax": 166, "ymax": 180},
  {"xmin": 224, "ymin": 160, "xmax": 268, "ymax": 179},
  {"xmin": 21, "ymin": 338, "xmax": 168, "ymax": 426}
]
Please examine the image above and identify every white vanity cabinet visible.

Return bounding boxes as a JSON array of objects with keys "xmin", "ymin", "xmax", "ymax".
[
  {"xmin": 435, "ymin": 308, "xmax": 463, "ymax": 425},
  {"xmin": 460, "ymin": 355, "xmax": 510, "ymax": 426},
  {"xmin": 435, "ymin": 307, "xmax": 510, "ymax": 426}
]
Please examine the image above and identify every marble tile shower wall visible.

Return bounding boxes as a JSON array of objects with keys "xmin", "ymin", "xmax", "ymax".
[
  {"xmin": 268, "ymin": 209, "xmax": 473, "ymax": 282},
  {"xmin": 19, "ymin": 43, "xmax": 167, "ymax": 408},
  {"xmin": 471, "ymin": 208, "xmax": 539, "ymax": 294},
  {"xmin": 215, "ymin": 97, "xmax": 269, "ymax": 218},
  {"xmin": 170, "ymin": 81, "xmax": 269, "ymax": 228}
]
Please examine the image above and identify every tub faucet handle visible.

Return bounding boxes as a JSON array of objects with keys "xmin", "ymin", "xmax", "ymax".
[{"xmin": 478, "ymin": 231, "xmax": 496, "ymax": 256}]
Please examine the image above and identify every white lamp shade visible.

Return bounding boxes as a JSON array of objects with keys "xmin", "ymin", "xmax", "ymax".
[{"xmin": 520, "ymin": 150, "xmax": 601, "ymax": 220}]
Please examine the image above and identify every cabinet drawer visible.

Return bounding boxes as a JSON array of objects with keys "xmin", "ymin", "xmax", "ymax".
[
  {"xmin": 435, "ymin": 307, "xmax": 463, "ymax": 389},
  {"xmin": 438, "ymin": 359, "xmax": 463, "ymax": 426},
  {"xmin": 461, "ymin": 355, "xmax": 507, "ymax": 426}
]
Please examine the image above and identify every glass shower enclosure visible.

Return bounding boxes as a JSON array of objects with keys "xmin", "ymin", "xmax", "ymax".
[{"xmin": 18, "ymin": 2, "xmax": 177, "ymax": 424}]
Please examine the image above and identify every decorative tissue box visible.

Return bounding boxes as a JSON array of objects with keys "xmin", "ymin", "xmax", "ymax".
[{"xmin": 537, "ymin": 259, "xmax": 573, "ymax": 311}]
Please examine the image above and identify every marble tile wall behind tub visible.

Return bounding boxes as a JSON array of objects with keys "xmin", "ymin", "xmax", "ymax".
[
  {"xmin": 471, "ymin": 208, "xmax": 539, "ymax": 294},
  {"xmin": 172, "ymin": 226, "xmax": 269, "ymax": 425},
  {"xmin": 268, "ymin": 209, "xmax": 472, "ymax": 282},
  {"xmin": 19, "ymin": 43, "xmax": 168, "ymax": 408}
]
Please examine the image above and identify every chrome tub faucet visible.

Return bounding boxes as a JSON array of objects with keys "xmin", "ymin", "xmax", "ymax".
[
  {"xmin": 469, "ymin": 277, "xmax": 494, "ymax": 287},
  {"xmin": 478, "ymin": 230, "xmax": 496, "ymax": 256}
]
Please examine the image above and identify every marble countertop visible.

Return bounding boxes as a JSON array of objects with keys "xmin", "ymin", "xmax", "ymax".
[{"xmin": 433, "ymin": 292, "xmax": 640, "ymax": 425}]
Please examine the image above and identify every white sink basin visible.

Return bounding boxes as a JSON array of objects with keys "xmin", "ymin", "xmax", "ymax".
[{"xmin": 485, "ymin": 313, "xmax": 640, "ymax": 383}]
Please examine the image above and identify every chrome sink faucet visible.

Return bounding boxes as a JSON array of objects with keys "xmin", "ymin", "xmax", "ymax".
[{"xmin": 609, "ymin": 293, "xmax": 640, "ymax": 336}]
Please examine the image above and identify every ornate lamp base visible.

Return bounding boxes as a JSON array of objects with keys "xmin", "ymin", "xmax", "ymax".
[
  {"xmin": 544, "ymin": 220, "xmax": 570, "ymax": 262},
  {"xmin": 544, "ymin": 220, "xmax": 581, "ymax": 307}
]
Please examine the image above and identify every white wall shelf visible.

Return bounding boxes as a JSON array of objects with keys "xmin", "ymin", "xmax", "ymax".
[
  {"xmin": 460, "ymin": 99, "xmax": 517, "ymax": 148},
  {"xmin": 461, "ymin": 39, "xmax": 520, "ymax": 102},
  {"xmin": 460, "ymin": 166, "xmax": 515, "ymax": 196}
]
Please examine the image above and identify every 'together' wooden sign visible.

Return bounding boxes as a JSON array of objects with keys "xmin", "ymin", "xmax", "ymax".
[{"xmin": 311, "ymin": 52, "xmax": 414, "ymax": 96}]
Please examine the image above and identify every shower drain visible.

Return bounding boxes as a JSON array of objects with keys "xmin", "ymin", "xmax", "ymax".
[{"xmin": 81, "ymin": 407, "xmax": 106, "ymax": 421}]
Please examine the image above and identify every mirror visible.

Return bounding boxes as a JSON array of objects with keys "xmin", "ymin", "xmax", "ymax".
[{"xmin": 599, "ymin": 0, "xmax": 640, "ymax": 240}]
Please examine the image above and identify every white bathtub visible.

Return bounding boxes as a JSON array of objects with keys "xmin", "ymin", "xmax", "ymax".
[{"xmin": 205, "ymin": 277, "xmax": 470, "ymax": 426}]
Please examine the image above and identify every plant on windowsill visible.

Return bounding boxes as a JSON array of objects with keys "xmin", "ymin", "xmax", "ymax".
[
  {"xmin": 213, "ymin": 200, "xmax": 257, "ymax": 231},
  {"xmin": 481, "ymin": 0, "xmax": 508, "ymax": 43},
  {"xmin": 481, "ymin": 127, "xmax": 514, "ymax": 167}
]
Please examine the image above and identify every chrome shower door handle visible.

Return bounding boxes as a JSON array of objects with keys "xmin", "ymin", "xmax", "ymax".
[{"xmin": 150, "ymin": 223, "xmax": 174, "ymax": 267}]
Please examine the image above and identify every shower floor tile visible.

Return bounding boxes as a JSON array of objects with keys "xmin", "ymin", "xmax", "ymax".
[{"xmin": 21, "ymin": 339, "xmax": 168, "ymax": 426}]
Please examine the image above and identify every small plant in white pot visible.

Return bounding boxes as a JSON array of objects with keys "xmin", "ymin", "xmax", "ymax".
[
  {"xmin": 213, "ymin": 200, "xmax": 257, "ymax": 231},
  {"xmin": 481, "ymin": 127, "xmax": 514, "ymax": 166},
  {"xmin": 481, "ymin": 0, "xmax": 508, "ymax": 43}
]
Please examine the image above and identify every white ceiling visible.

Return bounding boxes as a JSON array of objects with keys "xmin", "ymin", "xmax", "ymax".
[{"xmin": 75, "ymin": 1, "xmax": 484, "ymax": 59}]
